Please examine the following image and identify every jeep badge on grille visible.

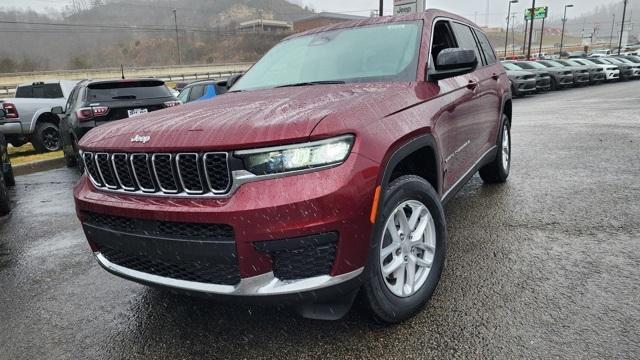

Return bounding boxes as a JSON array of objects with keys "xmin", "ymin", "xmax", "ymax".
[{"xmin": 130, "ymin": 135, "xmax": 151, "ymax": 144}]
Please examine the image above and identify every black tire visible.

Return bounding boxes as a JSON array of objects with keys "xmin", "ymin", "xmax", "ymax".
[
  {"xmin": 0, "ymin": 135, "xmax": 14, "ymax": 187},
  {"xmin": 64, "ymin": 136, "xmax": 78, "ymax": 168},
  {"xmin": 3, "ymin": 163, "xmax": 15, "ymax": 187},
  {"xmin": 0, "ymin": 172, "xmax": 10, "ymax": 216},
  {"xmin": 550, "ymin": 77, "xmax": 558, "ymax": 91},
  {"xmin": 31, "ymin": 122, "xmax": 61, "ymax": 153},
  {"xmin": 479, "ymin": 115, "xmax": 511, "ymax": 184},
  {"xmin": 362, "ymin": 175, "xmax": 447, "ymax": 324}
]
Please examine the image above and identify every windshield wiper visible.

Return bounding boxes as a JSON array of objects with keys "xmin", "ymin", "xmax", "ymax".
[
  {"xmin": 112, "ymin": 95, "xmax": 137, "ymax": 100},
  {"xmin": 275, "ymin": 80, "xmax": 346, "ymax": 88}
]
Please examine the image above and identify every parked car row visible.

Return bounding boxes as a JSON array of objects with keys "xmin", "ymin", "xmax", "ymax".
[
  {"xmin": 0, "ymin": 76, "xmax": 238, "ymax": 155},
  {"xmin": 501, "ymin": 55, "xmax": 640, "ymax": 97}
]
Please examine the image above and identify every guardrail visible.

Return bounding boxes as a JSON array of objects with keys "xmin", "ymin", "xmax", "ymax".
[{"xmin": 0, "ymin": 62, "xmax": 253, "ymax": 98}]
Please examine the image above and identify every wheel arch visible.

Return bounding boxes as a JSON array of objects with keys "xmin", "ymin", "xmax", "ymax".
[
  {"xmin": 29, "ymin": 110, "xmax": 60, "ymax": 133},
  {"xmin": 379, "ymin": 134, "xmax": 442, "ymax": 196}
]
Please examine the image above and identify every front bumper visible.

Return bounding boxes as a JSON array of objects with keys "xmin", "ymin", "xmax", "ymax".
[
  {"xmin": 512, "ymin": 78, "xmax": 537, "ymax": 95},
  {"xmin": 96, "ymin": 252, "xmax": 363, "ymax": 302},
  {"xmin": 606, "ymin": 70, "xmax": 620, "ymax": 80},
  {"xmin": 535, "ymin": 77, "xmax": 551, "ymax": 91},
  {"xmin": 74, "ymin": 151, "xmax": 379, "ymax": 300},
  {"xmin": 574, "ymin": 73, "xmax": 590, "ymax": 85},
  {"xmin": 589, "ymin": 71, "xmax": 606, "ymax": 83}
]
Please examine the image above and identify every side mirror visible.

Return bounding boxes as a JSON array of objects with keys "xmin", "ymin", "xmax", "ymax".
[
  {"xmin": 226, "ymin": 74, "xmax": 243, "ymax": 90},
  {"xmin": 429, "ymin": 48, "xmax": 478, "ymax": 81},
  {"xmin": 51, "ymin": 106, "xmax": 64, "ymax": 115},
  {"xmin": 0, "ymin": 108, "xmax": 6, "ymax": 118}
]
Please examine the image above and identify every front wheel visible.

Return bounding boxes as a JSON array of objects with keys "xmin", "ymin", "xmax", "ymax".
[
  {"xmin": 362, "ymin": 175, "xmax": 447, "ymax": 324},
  {"xmin": 479, "ymin": 115, "xmax": 511, "ymax": 184}
]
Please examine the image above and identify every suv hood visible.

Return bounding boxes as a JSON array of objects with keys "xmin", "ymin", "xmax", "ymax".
[{"xmin": 79, "ymin": 83, "xmax": 413, "ymax": 152}]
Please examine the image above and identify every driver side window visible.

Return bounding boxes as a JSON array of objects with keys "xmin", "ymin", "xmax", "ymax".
[{"xmin": 430, "ymin": 21, "xmax": 457, "ymax": 66}]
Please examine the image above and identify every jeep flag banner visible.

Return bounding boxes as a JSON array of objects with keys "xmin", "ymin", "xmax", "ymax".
[
  {"xmin": 394, "ymin": 0, "xmax": 425, "ymax": 15},
  {"xmin": 524, "ymin": 6, "xmax": 548, "ymax": 21}
]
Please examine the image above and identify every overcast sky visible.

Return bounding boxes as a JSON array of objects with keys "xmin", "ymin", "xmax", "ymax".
[{"xmin": 1, "ymin": 0, "xmax": 624, "ymax": 26}]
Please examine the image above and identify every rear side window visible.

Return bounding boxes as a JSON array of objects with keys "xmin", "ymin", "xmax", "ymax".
[
  {"xmin": 475, "ymin": 30, "xmax": 497, "ymax": 65},
  {"xmin": 188, "ymin": 85, "xmax": 205, "ymax": 102},
  {"xmin": 86, "ymin": 80, "xmax": 172, "ymax": 102},
  {"xmin": 15, "ymin": 84, "xmax": 64, "ymax": 99},
  {"xmin": 449, "ymin": 23, "xmax": 482, "ymax": 66}
]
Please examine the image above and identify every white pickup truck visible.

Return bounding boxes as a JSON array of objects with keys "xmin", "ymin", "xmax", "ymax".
[{"xmin": 0, "ymin": 80, "xmax": 79, "ymax": 152}]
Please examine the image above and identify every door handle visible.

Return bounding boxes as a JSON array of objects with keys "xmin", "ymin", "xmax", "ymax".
[
  {"xmin": 492, "ymin": 73, "xmax": 499, "ymax": 80},
  {"xmin": 466, "ymin": 80, "xmax": 479, "ymax": 90}
]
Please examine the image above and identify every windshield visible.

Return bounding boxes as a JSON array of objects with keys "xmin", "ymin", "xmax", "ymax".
[
  {"xmin": 502, "ymin": 62, "xmax": 523, "ymax": 71},
  {"xmin": 539, "ymin": 60, "xmax": 564, "ymax": 68},
  {"xmin": 604, "ymin": 58, "xmax": 622, "ymax": 64},
  {"xmin": 616, "ymin": 58, "xmax": 633, "ymax": 64},
  {"xmin": 515, "ymin": 61, "xmax": 546, "ymax": 70},
  {"xmin": 232, "ymin": 21, "xmax": 422, "ymax": 92},
  {"xmin": 577, "ymin": 59, "xmax": 596, "ymax": 66}
]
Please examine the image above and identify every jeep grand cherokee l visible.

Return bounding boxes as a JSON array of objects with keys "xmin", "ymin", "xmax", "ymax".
[{"xmin": 74, "ymin": 10, "xmax": 513, "ymax": 323}]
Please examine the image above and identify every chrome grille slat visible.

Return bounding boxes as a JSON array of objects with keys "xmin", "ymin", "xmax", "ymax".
[
  {"xmin": 176, "ymin": 153, "xmax": 205, "ymax": 194},
  {"xmin": 152, "ymin": 153, "xmax": 180, "ymax": 194},
  {"xmin": 130, "ymin": 154, "xmax": 156, "ymax": 192},
  {"xmin": 112, "ymin": 153, "xmax": 137, "ymax": 191},
  {"xmin": 83, "ymin": 152, "xmax": 104, "ymax": 187},
  {"xmin": 95, "ymin": 153, "xmax": 119, "ymax": 189},
  {"xmin": 83, "ymin": 151, "xmax": 231, "ymax": 197},
  {"xmin": 203, "ymin": 153, "xmax": 232, "ymax": 194}
]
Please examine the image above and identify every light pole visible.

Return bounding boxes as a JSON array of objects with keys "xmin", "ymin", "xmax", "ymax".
[
  {"xmin": 172, "ymin": 9, "xmax": 182, "ymax": 65},
  {"xmin": 559, "ymin": 4, "xmax": 573, "ymax": 59},
  {"xmin": 526, "ymin": 0, "xmax": 536, "ymax": 60},
  {"xmin": 379, "ymin": 0, "xmax": 384, "ymax": 16},
  {"xmin": 610, "ymin": 13, "xmax": 616, "ymax": 50},
  {"xmin": 618, "ymin": 0, "xmax": 628, "ymax": 55},
  {"xmin": 504, "ymin": 0, "xmax": 519, "ymax": 57}
]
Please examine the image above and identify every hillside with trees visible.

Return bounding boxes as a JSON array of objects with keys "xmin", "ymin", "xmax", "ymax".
[{"xmin": 0, "ymin": 0, "xmax": 313, "ymax": 73}]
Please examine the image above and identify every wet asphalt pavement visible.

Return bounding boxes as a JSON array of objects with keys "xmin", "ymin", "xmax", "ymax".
[{"xmin": 1, "ymin": 81, "xmax": 639, "ymax": 359}]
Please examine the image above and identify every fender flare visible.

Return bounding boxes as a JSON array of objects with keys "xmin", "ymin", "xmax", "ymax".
[
  {"xmin": 29, "ymin": 108, "xmax": 59, "ymax": 133},
  {"xmin": 379, "ymin": 134, "xmax": 442, "ymax": 194}
]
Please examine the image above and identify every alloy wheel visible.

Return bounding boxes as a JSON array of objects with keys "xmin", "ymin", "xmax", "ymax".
[
  {"xmin": 501, "ymin": 125, "xmax": 510, "ymax": 171},
  {"xmin": 42, "ymin": 127, "xmax": 61, "ymax": 151},
  {"xmin": 380, "ymin": 200, "xmax": 436, "ymax": 298}
]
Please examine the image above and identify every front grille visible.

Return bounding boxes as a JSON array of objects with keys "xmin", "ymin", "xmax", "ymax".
[
  {"xmin": 255, "ymin": 233, "xmax": 338, "ymax": 281},
  {"xmin": 84, "ymin": 212, "xmax": 234, "ymax": 241},
  {"xmin": 82, "ymin": 151, "xmax": 231, "ymax": 196},
  {"xmin": 101, "ymin": 247, "xmax": 241, "ymax": 285}
]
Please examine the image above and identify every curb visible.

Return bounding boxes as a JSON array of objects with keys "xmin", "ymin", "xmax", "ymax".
[{"xmin": 13, "ymin": 157, "xmax": 66, "ymax": 176}]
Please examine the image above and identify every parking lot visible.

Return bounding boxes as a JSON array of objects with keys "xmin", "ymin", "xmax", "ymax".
[{"xmin": 1, "ymin": 81, "xmax": 639, "ymax": 359}]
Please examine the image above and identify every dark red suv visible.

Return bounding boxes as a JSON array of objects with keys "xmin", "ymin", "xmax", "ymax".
[{"xmin": 74, "ymin": 10, "xmax": 512, "ymax": 323}]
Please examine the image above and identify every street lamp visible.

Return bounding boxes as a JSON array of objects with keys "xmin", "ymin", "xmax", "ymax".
[
  {"xmin": 504, "ymin": 0, "xmax": 519, "ymax": 57},
  {"xmin": 172, "ymin": 9, "xmax": 182, "ymax": 65},
  {"xmin": 559, "ymin": 4, "xmax": 574, "ymax": 59}
]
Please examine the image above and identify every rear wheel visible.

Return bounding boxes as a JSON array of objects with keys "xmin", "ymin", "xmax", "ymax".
[
  {"xmin": 362, "ymin": 175, "xmax": 447, "ymax": 324},
  {"xmin": 64, "ymin": 136, "xmax": 79, "ymax": 168},
  {"xmin": 32, "ymin": 122, "xmax": 61, "ymax": 153},
  {"xmin": 0, "ymin": 172, "xmax": 10, "ymax": 216},
  {"xmin": 479, "ymin": 115, "xmax": 511, "ymax": 184}
]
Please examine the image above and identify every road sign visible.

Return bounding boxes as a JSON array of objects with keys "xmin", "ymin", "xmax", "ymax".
[
  {"xmin": 525, "ymin": 6, "xmax": 548, "ymax": 21},
  {"xmin": 394, "ymin": 0, "xmax": 425, "ymax": 15}
]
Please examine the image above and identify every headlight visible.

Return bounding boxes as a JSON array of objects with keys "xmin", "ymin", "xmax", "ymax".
[{"xmin": 235, "ymin": 135, "xmax": 354, "ymax": 176}]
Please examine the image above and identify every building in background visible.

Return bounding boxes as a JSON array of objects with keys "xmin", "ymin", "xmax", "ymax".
[
  {"xmin": 293, "ymin": 12, "xmax": 367, "ymax": 33},
  {"xmin": 237, "ymin": 19, "xmax": 293, "ymax": 33}
]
